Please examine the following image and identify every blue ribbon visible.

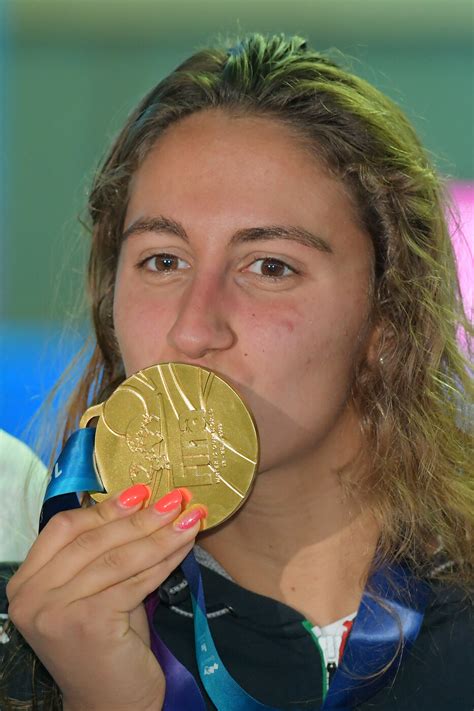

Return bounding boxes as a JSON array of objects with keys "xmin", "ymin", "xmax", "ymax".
[
  {"xmin": 323, "ymin": 565, "xmax": 430, "ymax": 709},
  {"xmin": 39, "ymin": 428, "xmax": 431, "ymax": 710},
  {"xmin": 39, "ymin": 428, "xmax": 102, "ymax": 532},
  {"xmin": 43, "ymin": 428, "xmax": 101, "ymax": 501}
]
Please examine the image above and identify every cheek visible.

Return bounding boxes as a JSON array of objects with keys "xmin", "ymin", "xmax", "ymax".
[
  {"xmin": 238, "ymin": 301, "xmax": 300, "ymax": 354},
  {"xmin": 235, "ymin": 302, "xmax": 317, "ymax": 399},
  {"xmin": 113, "ymin": 280, "xmax": 170, "ymax": 374},
  {"xmin": 245, "ymin": 292, "xmax": 369, "ymax": 387}
]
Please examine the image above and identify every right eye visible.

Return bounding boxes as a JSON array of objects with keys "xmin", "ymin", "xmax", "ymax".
[{"xmin": 138, "ymin": 253, "xmax": 190, "ymax": 273}]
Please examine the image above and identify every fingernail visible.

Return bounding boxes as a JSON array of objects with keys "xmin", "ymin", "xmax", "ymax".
[
  {"xmin": 118, "ymin": 484, "xmax": 150, "ymax": 508},
  {"xmin": 153, "ymin": 489, "xmax": 183, "ymax": 514},
  {"xmin": 178, "ymin": 487, "xmax": 193, "ymax": 504},
  {"xmin": 174, "ymin": 505, "xmax": 208, "ymax": 531}
]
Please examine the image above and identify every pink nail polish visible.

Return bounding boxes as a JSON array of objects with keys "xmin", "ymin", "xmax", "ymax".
[
  {"xmin": 153, "ymin": 489, "xmax": 183, "ymax": 514},
  {"xmin": 174, "ymin": 506, "xmax": 207, "ymax": 531},
  {"xmin": 118, "ymin": 484, "xmax": 150, "ymax": 508},
  {"xmin": 178, "ymin": 487, "xmax": 193, "ymax": 504}
]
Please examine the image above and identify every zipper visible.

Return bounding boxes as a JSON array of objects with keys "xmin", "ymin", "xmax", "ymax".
[
  {"xmin": 319, "ymin": 635, "xmax": 340, "ymax": 688},
  {"xmin": 302, "ymin": 617, "xmax": 355, "ymax": 699},
  {"xmin": 326, "ymin": 661, "xmax": 337, "ymax": 686}
]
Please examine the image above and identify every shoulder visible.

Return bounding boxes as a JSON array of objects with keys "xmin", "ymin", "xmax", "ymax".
[
  {"xmin": 360, "ymin": 580, "xmax": 473, "ymax": 711},
  {"xmin": 420, "ymin": 577, "xmax": 473, "ymax": 652},
  {"xmin": 420, "ymin": 579, "xmax": 473, "ymax": 665}
]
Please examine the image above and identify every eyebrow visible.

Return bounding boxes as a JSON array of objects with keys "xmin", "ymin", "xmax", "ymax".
[{"xmin": 122, "ymin": 215, "xmax": 333, "ymax": 253}]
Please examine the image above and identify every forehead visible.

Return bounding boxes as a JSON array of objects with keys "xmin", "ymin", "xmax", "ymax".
[{"xmin": 125, "ymin": 110, "xmax": 367, "ymax": 253}]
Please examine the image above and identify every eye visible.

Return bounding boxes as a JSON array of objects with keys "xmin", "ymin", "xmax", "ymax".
[
  {"xmin": 139, "ymin": 253, "xmax": 190, "ymax": 272},
  {"xmin": 247, "ymin": 257, "xmax": 296, "ymax": 279}
]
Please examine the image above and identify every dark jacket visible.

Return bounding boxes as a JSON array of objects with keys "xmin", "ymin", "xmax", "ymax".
[{"xmin": 1, "ymin": 562, "xmax": 473, "ymax": 710}]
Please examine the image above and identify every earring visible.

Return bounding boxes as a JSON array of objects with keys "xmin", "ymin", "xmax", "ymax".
[{"xmin": 379, "ymin": 356, "xmax": 385, "ymax": 366}]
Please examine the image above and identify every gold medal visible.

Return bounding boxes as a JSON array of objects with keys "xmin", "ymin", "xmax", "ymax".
[{"xmin": 80, "ymin": 363, "xmax": 259, "ymax": 529}]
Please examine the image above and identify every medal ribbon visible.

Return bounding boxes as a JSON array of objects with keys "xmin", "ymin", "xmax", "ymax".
[
  {"xmin": 40, "ymin": 429, "xmax": 431, "ymax": 711},
  {"xmin": 39, "ymin": 428, "xmax": 101, "ymax": 531},
  {"xmin": 322, "ymin": 565, "xmax": 430, "ymax": 709}
]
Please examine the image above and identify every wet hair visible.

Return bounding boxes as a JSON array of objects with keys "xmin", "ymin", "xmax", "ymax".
[{"xmin": 62, "ymin": 33, "xmax": 472, "ymax": 585}]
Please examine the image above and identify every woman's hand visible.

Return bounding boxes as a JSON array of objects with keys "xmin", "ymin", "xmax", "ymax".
[{"xmin": 6, "ymin": 484, "xmax": 207, "ymax": 711}]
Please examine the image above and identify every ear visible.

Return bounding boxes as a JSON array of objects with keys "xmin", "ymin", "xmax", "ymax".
[
  {"xmin": 364, "ymin": 320, "xmax": 394, "ymax": 368},
  {"xmin": 365, "ymin": 323, "xmax": 382, "ymax": 367}
]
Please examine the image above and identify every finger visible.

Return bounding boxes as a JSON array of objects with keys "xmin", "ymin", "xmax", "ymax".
[
  {"xmin": 31, "ymin": 489, "xmax": 186, "ymax": 593},
  {"xmin": 60, "ymin": 505, "xmax": 207, "ymax": 603},
  {"xmin": 84, "ymin": 538, "xmax": 196, "ymax": 616},
  {"xmin": 8, "ymin": 484, "xmax": 151, "ymax": 599}
]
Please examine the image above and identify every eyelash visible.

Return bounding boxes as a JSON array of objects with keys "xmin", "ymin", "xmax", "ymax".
[{"xmin": 136, "ymin": 253, "xmax": 299, "ymax": 280}]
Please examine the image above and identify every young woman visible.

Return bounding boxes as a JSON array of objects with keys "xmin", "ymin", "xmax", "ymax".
[{"xmin": 1, "ymin": 34, "xmax": 472, "ymax": 710}]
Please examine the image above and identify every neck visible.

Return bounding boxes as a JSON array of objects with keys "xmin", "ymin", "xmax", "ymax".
[{"xmin": 199, "ymin": 412, "xmax": 380, "ymax": 626}]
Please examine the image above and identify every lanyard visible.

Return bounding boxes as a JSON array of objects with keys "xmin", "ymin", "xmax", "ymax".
[{"xmin": 40, "ymin": 428, "xmax": 431, "ymax": 711}]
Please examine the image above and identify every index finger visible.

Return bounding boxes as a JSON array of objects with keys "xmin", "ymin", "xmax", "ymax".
[{"xmin": 8, "ymin": 483, "xmax": 151, "ymax": 598}]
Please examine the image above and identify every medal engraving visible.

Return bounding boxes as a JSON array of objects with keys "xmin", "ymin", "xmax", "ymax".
[
  {"xmin": 126, "ymin": 409, "xmax": 170, "ymax": 488},
  {"xmin": 177, "ymin": 410, "xmax": 213, "ymax": 486}
]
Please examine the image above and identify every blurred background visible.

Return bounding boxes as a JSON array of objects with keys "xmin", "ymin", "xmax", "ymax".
[{"xmin": 1, "ymin": 0, "xmax": 473, "ymax": 454}]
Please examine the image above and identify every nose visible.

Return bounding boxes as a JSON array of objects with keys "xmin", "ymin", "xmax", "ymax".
[{"xmin": 166, "ymin": 272, "xmax": 236, "ymax": 360}]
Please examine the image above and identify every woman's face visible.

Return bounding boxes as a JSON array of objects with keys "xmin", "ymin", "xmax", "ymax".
[{"xmin": 114, "ymin": 110, "xmax": 375, "ymax": 473}]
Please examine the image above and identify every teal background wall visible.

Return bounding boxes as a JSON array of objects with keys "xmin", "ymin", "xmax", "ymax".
[
  {"xmin": 1, "ymin": 0, "xmax": 473, "ymax": 441},
  {"xmin": 4, "ymin": 0, "xmax": 474, "ymax": 323}
]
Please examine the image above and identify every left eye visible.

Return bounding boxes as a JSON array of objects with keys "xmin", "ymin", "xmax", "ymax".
[
  {"xmin": 247, "ymin": 258, "xmax": 295, "ymax": 278},
  {"xmin": 141, "ymin": 253, "xmax": 189, "ymax": 272}
]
